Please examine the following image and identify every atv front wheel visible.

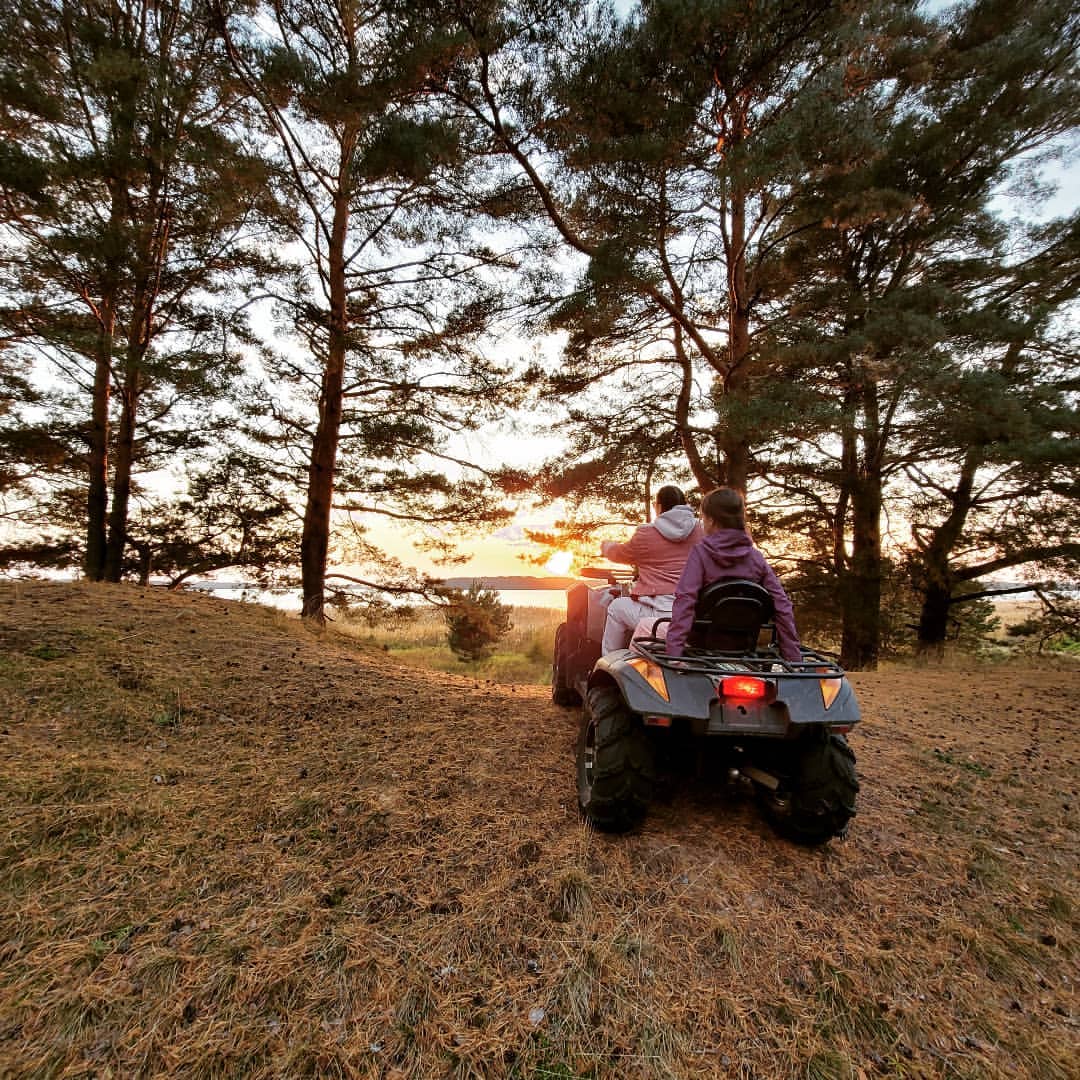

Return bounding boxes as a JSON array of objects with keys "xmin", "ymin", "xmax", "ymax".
[
  {"xmin": 551, "ymin": 623, "xmax": 582, "ymax": 706},
  {"xmin": 763, "ymin": 732, "xmax": 859, "ymax": 845},
  {"xmin": 576, "ymin": 686, "xmax": 654, "ymax": 832}
]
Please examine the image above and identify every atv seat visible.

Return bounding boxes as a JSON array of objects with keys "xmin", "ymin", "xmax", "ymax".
[{"xmin": 687, "ymin": 579, "xmax": 775, "ymax": 653}]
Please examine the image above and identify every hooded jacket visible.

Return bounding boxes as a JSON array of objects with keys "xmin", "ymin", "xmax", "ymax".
[
  {"xmin": 664, "ymin": 528, "xmax": 801, "ymax": 661},
  {"xmin": 600, "ymin": 505, "xmax": 704, "ymax": 598}
]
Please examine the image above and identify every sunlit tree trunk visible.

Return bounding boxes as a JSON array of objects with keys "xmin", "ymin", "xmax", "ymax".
[
  {"xmin": 841, "ymin": 476, "xmax": 882, "ymax": 669},
  {"xmin": 300, "ymin": 133, "xmax": 356, "ymax": 623}
]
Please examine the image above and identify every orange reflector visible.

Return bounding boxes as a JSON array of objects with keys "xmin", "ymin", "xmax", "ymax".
[
  {"xmin": 627, "ymin": 657, "xmax": 670, "ymax": 701},
  {"xmin": 644, "ymin": 715, "xmax": 672, "ymax": 728},
  {"xmin": 819, "ymin": 679, "xmax": 841, "ymax": 709},
  {"xmin": 720, "ymin": 676, "xmax": 768, "ymax": 700}
]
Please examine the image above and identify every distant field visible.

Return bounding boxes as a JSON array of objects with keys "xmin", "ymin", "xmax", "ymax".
[
  {"xmin": 993, "ymin": 600, "xmax": 1042, "ymax": 632},
  {"xmin": 335, "ymin": 603, "xmax": 564, "ymax": 685}
]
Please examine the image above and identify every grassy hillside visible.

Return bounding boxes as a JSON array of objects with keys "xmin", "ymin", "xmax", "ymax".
[{"xmin": 1, "ymin": 581, "xmax": 1077, "ymax": 1079}]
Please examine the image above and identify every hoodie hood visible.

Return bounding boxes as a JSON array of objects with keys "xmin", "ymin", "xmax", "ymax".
[
  {"xmin": 653, "ymin": 504, "xmax": 699, "ymax": 541},
  {"xmin": 697, "ymin": 527, "xmax": 756, "ymax": 570}
]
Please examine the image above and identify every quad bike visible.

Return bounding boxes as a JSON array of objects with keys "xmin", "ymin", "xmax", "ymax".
[{"xmin": 552, "ymin": 567, "xmax": 860, "ymax": 844}]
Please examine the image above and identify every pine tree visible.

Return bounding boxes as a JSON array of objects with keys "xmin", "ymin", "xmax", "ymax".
[
  {"xmin": 443, "ymin": 581, "xmax": 513, "ymax": 662},
  {"xmin": 428, "ymin": 0, "xmax": 896, "ymax": 499},
  {"xmin": 766, "ymin": 0, "xmax": 1080, "ymax": 666},
  {"xmin": 423, "ymin": 0, "xmax": 932, "ymax": 659},
  {"xmin": 220, "ymin": 0, "xmax": 521, "ymax": 623},
  {"xmin": 0, "ymin": 0, "xmax": 282, "ymax": 581},
  {"xmin": 902, "ymin": 212, "xmax": 1080, "ymax": 652}
]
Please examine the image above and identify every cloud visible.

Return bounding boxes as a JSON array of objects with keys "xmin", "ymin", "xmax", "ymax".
[{"xmin": 492, "ymin": 524, "xmax": 530, "ymax": 545}]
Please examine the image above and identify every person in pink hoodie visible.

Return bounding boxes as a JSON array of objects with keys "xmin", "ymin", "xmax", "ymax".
[
  {"xmin": 664, "ymin": 487, "xmax": 802, "ymax": 662},
  {"xmin": 599, "ymin": 485, "xmax": 704, "ymax": 653}
]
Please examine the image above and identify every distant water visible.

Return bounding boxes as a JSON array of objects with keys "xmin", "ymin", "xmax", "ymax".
[
  {"xmin": 190, "ymin": 584, "xmax": 573, "ymax": 612},
  {"xmin": 490, "ymin": 588, "xmax": 570, "ymax": 609}
]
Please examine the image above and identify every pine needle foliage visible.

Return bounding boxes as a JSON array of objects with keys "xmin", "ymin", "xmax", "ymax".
[{"xmin": 442, "ymin": 580, "xmax": 514, "ymax": 662}]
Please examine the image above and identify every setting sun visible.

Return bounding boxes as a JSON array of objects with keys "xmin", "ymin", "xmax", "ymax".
[{"xmin": 545, "ymin": 550, "xmax": 574, "ymax": 576}]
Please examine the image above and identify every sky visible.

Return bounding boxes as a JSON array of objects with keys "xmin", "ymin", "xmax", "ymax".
[
  {"xmin": 352, "ymin": 403, "xmax": 589, "ymax": 579},
  {"xmin": 361, "ymin": 510, "xmax": 574, "ymax": 579}
]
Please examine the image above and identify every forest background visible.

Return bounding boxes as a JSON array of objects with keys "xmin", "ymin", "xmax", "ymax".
[{"xmin": 0, "ymin": 0, "xmax": 1078, "ymax": 670}]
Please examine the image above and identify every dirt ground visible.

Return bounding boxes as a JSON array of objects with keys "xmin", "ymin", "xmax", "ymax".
[{"xmin": 0, "ymin": 580, "xmax": 1077, "ymax": 1079}]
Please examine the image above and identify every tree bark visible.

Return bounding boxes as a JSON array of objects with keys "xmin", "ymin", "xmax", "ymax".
[
  {"xmin": 300, "ymin": 135, "xmax": 355, "ymax": 623},
  {"xmin": 720, "ymin": 437, "xmax": 751, "ymax": 494},
  {"xmin": 105, "ymin": 229, "xmax": 159, "ymax": 582},
  {"xmin": 839, "ymin": 472, "xmax": 882, "ymax": 670},
  {"xmin": 719, "ymin": 141, "xmax": 752, "ymax": 495},
  {"xmin": 838, "ymin": 383, "xmax": 883, "ymax": 670},
  {"xmin": 104, "ymin": 376, "xmax": 137, "ymax": 581},
  {"xmin": 84, "ymin": 311, "xmax": 113, "ymax": 580},
  {"xmin": 913, "ymin": 451, "xmax": 978, "ymax": 654},
  {"xmin": 132, "ymin": 540, "xmax": 152, "ymax": 586},
  {"xmin": 916, "ymin": 582, "xmax": 953, "ymax": 654}
]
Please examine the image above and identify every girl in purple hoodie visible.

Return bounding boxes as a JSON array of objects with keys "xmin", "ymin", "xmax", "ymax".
[{"xmin": 664, "ymin": 488, "xmax": 802, "ymax": 662}]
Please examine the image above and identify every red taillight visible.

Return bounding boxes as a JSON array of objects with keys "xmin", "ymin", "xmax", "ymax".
[{"xmin": 719, "ymin": 676, "xmax": 768, "ymax": 700}]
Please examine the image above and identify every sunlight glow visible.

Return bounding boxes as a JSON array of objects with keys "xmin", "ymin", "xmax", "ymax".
[{"xmin": 545, "ymin": 550, "xmax": 574, "ymax": 576}]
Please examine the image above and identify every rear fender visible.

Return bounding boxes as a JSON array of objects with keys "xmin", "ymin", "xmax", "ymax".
[
  {"xmin": 590, "ymin": 652, "xmax": 713, "ymax": 720},
  {"xmin": 776, "ymin": 676, "xmax": 861, "ymax": 730}
]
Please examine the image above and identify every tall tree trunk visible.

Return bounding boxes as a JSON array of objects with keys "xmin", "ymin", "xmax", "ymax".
[
  {"xmin": 105, "ymin": 257, "xmax": 156, "ymax": 582},
  {"xmin": 916, "ymin": 581, "xmax": 953, "ymax": 654},
  {"xmin": 914, "ymin": 451, "xmax": 979, "ymax": 654},
  {"xmin": 841, "ymin": 475, "xmax": 882, "ymax": 669},
  {"xmin": 300, "ymin": 140, "xmax": 354, "ymax": 623},
  {"xmin": 104, "ymin": 376, "xmax": 137, "ymax": 581},
  {"xmin": 300, "ymin": 349, "xmax": 346, "ymax": 624},
  {"xmin": 718, "ymin": 137, "xmax": 753, "ymax": 495},
  {"xmin": 83, "ymin": 56, "xmax": 139, "ymax": 580},
  {"xmin": 720, "ymin": 437, "xmax": 751, "ymax": 494},
  {"xmin": 84, "ymin": 310, "xmax": 114, "ymax": 580},
  {"xmin": 837, "ymin": 383, "xmax": 883, "ymax": 670}
]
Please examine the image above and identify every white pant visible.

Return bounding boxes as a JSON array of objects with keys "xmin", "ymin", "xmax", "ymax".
[{"xmin": 602, "ymin": 595, "xmax": 674, "ymax": 654}]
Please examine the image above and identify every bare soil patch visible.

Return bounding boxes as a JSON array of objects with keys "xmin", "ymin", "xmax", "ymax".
[{"xmin": 1, "ymin": 581, "xmax": 1077, "ymax": 1078}]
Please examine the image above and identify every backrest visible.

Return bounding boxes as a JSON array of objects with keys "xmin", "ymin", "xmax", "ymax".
[{"xmin": 687, "ymin": 579, "xmax": 775, "ymax": 653}]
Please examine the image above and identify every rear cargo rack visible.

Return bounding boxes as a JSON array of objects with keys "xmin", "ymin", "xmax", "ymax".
[{"xmin": 630, "ymin": 638, "xmax": 846, "ymax": 679}]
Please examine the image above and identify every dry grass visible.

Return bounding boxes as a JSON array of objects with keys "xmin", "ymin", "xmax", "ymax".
[
  {"xmin": 333, "ymin": 605, "xmax": 563, "ymax": 687},
  {"xmin": 0, "ymin": 580, "xmax": 1077, "ymax": 1079}
]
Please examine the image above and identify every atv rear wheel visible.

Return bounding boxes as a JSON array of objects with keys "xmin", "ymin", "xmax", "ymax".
[
  {"xmin": 577, "ymin": 686, "xmax": 654, "ymax": 832},
  {"xmin": 551, "ymin": 623, "xmax": 582, "ymax": 706},
  {"xmin": 763, "ymin": 732, "xmax": 858, "ymax": 845}
]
